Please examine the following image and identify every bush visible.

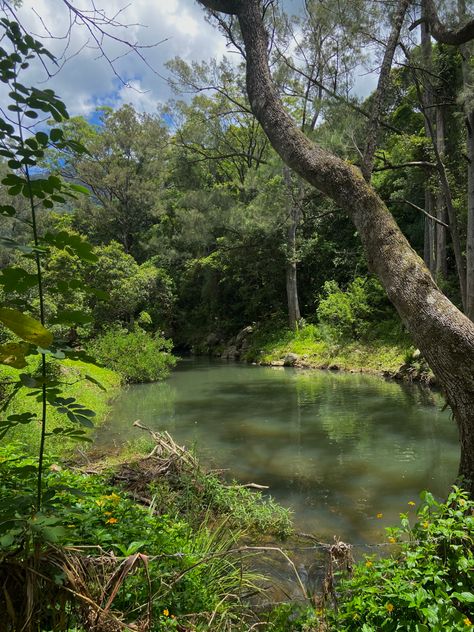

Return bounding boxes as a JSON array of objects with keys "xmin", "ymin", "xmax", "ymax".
[
  {"xmin": 0, "ymin": 444, "xmax": 262, "ymax": 631},
  {"xmin": 88, "ymin": 326, "xmax": 176, "ymax": 382},
  {"xmin": 332, "ymin": 487, "xmax": 474, "ymax": 631},
  {"xmin": 316, "ymin": 276, "xmax": 392, "ymax": 341}
]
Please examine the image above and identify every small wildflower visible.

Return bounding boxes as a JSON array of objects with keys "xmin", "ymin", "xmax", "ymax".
[
  {"xmin": 163, "ymin": 609, "xmax": 169, "ymax": 617},
  {"xmin": 464, "ymin": 617, "xmax": 472, "ymax": 627},
  {"xmin": 408, "ymin": 501, "xmax": 415, "ymax": 507},
  {"xmin": 106, "ymin": 517, "xmax": 118, "ymax": 524},
  {"xmin": 385, "ymin": 603, "xmax": 394, "ymax": 613},
  {"xmin": 365, "ymin": 560, "xmax": 373, "ymax": 568},
  {"xmin": 388, "ymin": 536, "xmax": 396, "ymax": 544},
  {"xmin": 422, "ymin": 521, "xmax": 429, "ymax": 528},
  {"xmin": 171, "ymin": 615, "xmax": 176, "ymax": 619},
  {"xmin": 459, "ymin": 499, "xmax": 466, "ymax": 506},
  {"xmin": 352, "ymin": 613, "xmax": 360, "ymax": 621},
  {"xmin": 376, "ymin": 513, "xmax": 383, "ymax": 519}
]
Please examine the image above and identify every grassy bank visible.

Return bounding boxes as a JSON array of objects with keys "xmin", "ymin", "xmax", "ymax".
[
  {"xmin": 243, "ymin": 323, "xmax": 418, "ymax": 375},
  {"xmin": 0, "ymin": 430, "xmax": 293, "ymax": 630},
  {"xmin": 0, "ymin": 359, "xmax": 121, "ymax": 453}
]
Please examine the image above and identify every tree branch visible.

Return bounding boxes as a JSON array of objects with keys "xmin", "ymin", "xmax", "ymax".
[{"xmin": 412, "ymin": 0, "xmax": 474, "ymax": 45}]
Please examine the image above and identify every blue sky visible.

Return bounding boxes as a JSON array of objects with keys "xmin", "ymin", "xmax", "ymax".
[{"xmin": 8, "ymin": 0, "xmax": 377, "ymax": 119}]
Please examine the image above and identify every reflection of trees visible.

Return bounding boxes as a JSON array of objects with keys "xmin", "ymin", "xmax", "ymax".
[{"xmin": 102, "ymin": 361, "xmax": 459, "ymax": 540}]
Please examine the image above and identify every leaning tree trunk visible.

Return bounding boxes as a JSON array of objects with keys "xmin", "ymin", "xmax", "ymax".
[{"xmin": 198, "ymin": 0, "xmax": 474, "ymax": 494}]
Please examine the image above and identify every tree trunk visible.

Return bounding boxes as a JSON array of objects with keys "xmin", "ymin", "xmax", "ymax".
[
  {"xmin": 361, "ymin": 0, "xmax": 410, "ymax": 181},
  {"xmin": 283, "ymin": 166, "xmax": 301, "ymax": 330},
  {"xmin": 435, "ymin": 105, "xmax": 447, "ymax": 279},
  {"xmin": 198, "ymin": 0, "xmax": 474, "ymax": 494},
  {"xmin": 460, "ymin": 0, "xmax": 474, "ymax": 320},
  {"xmin": 421, "ymin": 15, "xmax": 436, "ymax": 275},
  {"xmin": 466, "ymin": 109, "xmax": 474, "ymax": 320}
]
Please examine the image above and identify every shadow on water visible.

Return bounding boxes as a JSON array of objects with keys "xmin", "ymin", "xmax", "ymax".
[{"xmin": 98, "ymin": 357, "xmax": 459, "ymax": 543}]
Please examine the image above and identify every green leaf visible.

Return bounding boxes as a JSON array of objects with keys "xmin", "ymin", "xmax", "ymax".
[
  {"xmin": 85, "ymin": 374, "xmax": 106, "ymax": 391},
  {"xmin": 0, "ymin": 342, "xmax": 30, "ymax": 369},
  {"xmin": 451, "ymin": 591, "xmax": 474, "ymax": 603},
  {"xmin": 0, "ymin": 205, "xmax": 16, "ymax": 217},
  {"xmin": 0, "ymin": 267, "xmax": 37, "ymax": 292},
  {"xmin": 51, "ymin": 310, "xmax": 92, "ymax": 325},
  {"xmin": 0, "ymin": 308, "xmax": 53, "ymax": 347}
]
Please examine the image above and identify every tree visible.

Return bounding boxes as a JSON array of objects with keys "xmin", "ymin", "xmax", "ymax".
[
  {"xmin": 50, "ymin": 105, "xmax": 169, "ymax": 260},
  {"xmin": 197, "ymin": 0, "xmax": 474, "ymax": 494}
]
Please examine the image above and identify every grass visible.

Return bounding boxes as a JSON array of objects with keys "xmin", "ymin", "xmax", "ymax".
[
  {"xmin": 243, "ymin": 322, "xmax": 414, "ymax": 374},
  {"xmin": 0, "ymin": 358, "xmax": 121, "ymax": 453}
]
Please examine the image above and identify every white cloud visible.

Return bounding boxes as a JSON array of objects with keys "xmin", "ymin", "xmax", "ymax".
[{"xmin": 7, "ymin": 0, "xmax": 230, "ymax": 116}]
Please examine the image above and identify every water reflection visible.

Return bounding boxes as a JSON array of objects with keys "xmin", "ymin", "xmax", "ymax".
[{"xmin": 100, "ymin": 358, "xmax": 459, "ymax": 542}]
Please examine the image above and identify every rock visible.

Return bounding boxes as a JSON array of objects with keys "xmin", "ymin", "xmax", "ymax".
[
  {"xmin": 412, "ymin": 348, "xmax": 422, "ymax": 360},
  {"xmin": 270, "ymin": 360, "xmax": 284, "ymax": 367},
  {"xmin": 283, "ymin": 353, "xmax": 299, "ymax": 367},
  {"xmin": 235, "ymin": 325, "xmax": 253, "ymax": 347}
]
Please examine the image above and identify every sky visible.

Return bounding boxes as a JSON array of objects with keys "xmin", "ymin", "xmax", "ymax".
[{"xmin": 7, "ymin": 0, "xmax": 378, "ymax": 119}]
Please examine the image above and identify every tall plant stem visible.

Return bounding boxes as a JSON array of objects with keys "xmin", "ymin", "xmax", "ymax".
[{"xmin": 16, "ymin": 107, "xmax": 48, "ymax": 511}]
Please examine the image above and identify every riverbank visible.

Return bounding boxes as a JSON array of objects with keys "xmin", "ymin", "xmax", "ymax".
[
  {"xmin": 205, "ymin": 323, "xmax": 435, "ymax": 385},
  {"xmin": 0, "ymin": 359, "xmax": 121, "ymax": 453}
]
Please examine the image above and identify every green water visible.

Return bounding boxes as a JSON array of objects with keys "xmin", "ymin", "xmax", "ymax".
[{"xmin": 102, "ymin": 358, "xmax": 459, "ymax": 543}]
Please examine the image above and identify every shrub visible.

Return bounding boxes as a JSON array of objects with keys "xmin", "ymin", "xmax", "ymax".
[
  {"xmin": 316, "ymin": 276, "xmax": 392, "ymax": 341},
  {"xmin": 332, "ymin": 487, "xmax": 474, "ymax": 631},
  {"xmin": 88, "ymin": 326, "xmax": 176, "ymax": 382}
]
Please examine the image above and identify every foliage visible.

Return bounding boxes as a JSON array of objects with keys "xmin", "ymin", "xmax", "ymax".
[
  {"xmin": 149, "ymin": 469, "xmax": 293, "ymax": 539},
  {"xmin": 331, "ymin": 487, "xmax": 474, "ymax": 631},
  {"xmin": 0, "ymin": 444, "xmax": 265, "ymax": 630},
  {"xmin": 0, "ymin": 359, "xmax": 120, "ymax": 451},
  {"xmin": 244, "ymin": 318, "xmax": 410, "ymax": 374},
  {"xmin": 0, "ymin": 19, "xmax": 104, "ymax": 515},
  {"xmin": 88, "ymin": 326, "xmax": 176, "ymax": 383},
  {"xmin": 316, "ymin": 276, "xmax": 396, "ymax": 341}
]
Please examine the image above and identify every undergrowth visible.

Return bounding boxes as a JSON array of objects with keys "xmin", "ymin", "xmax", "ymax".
[{"xmin": 0, "ymin": 359, "xmax": 120, "ymax": 452}]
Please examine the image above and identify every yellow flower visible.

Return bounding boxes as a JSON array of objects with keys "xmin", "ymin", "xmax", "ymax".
[
  {"xmin": 408, "ymin": 501, "xmax": 415, "ymax": 507},
  {"xmin": 95, "ymin": 499, "xmax": 105, "ymax": 507},
  {"xmin": 163, "ymin": 609, "xmax": 169, "ymax": 617},
  {"xmin": 365, "ymin": 560, "xmax": 373, "ymax": 568},
  {"xmin": 376, "ymin": 513, "xmax": 383, "ymax": 519},
  {"xmin": 464, "ymin": 618, "xmax": 472, "ymax": 627},
  {"xmin": 385, "ymin": 603, "xmax": 394, "ymax": 613},
  {"xmin": 422, "ymin": 521, "xmax": 429, "ymax": 528},
  {"xmin": 106, "ymin": 517, "xmax": 118, "ymax": 524},
  {"xmin": 104, "ymin": 511, "xmax": 112, "ymax": 516},
  {"xmin": 388, "ymin": 536, "xmax": 396, "ymax": 544}
]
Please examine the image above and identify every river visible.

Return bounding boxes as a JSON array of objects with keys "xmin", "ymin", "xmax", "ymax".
[{"xmin": 100, "ymin": 357, "xmax": 459, "ymax": 544}]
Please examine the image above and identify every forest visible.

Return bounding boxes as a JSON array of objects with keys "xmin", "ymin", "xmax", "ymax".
[{"xmin": 0, "ymin": 0, "xmax": 474, "ymax": 629}]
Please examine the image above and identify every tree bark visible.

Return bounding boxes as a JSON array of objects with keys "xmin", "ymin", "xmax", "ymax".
[{"xmin": 197, "ymin": 0, "xmax": 474, "ymax": 494}]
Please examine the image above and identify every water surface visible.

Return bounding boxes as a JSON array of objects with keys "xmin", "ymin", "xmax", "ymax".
[{"xmin": 101, "ymin": 358, "xmax": 459, "ymax": 543}]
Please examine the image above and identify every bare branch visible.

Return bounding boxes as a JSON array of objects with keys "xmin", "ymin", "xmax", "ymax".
[{"xmin": 402, "ymin": 198, "xmax": 449, "ymax": 227}]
